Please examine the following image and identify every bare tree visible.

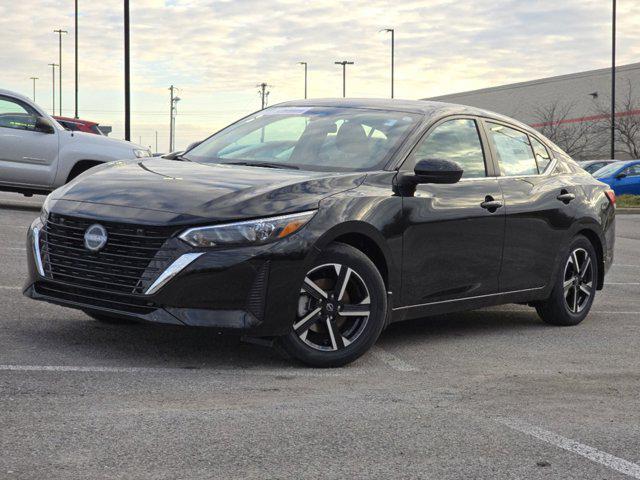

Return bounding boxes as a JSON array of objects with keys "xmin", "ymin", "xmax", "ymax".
[
  {"xmin": 595, "ymin": 80, "xmax": 640, "ymax": 159},
  {"xmin": 532, "ymin": 100, "xmax": 602, "ymax": 159}
]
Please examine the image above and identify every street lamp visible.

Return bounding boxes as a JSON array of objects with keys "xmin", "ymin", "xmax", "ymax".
[
  {"xmin": 611, "ymin": 0, "xmax": 616, "ymax": 159},
  {"xmin": 380, "ymin": 28, "xmax": 394, "ymax": 98},
  {"xmin": 334, "ymin": 60, "xmax": 354, "ymax": 98},
  {"xmin": 48, "ymin": 63, "xmax": 58, "ymax": 115},
  {"xmin": 53, "ymin": 29, "xmax": 68, "ymax": 115},
  {"xmin": 124, "ymin": 0, "xmax": 131, "ymax": 141},
  {"xmin": 298, "ymin": 62, "xmax": 308, "ymax": 99},
  {"xmin": 30, "ymin": 77, "xmax": 39, "ymax": 102}
]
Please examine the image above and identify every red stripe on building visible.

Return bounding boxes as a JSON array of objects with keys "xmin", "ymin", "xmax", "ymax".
[{"xmin": 530, "ymin": 109, "xmax": 640, "ymax": 128}]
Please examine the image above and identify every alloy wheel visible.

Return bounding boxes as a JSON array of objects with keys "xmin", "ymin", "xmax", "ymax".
[
  {"xmin": 294, "ymin": 263, "xmax": 371, "ymax": 351},
  {"xmin": 563, "ymin": 247, "xmax": 594, "ymax": 314}
]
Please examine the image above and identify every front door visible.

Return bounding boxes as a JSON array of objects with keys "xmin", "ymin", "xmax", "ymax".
[
  {"xmin": 0, "ymin": 95, "xmax": 59, "ymax": 188},
  {"xmin": 612, "ymin": 163, "xmax": 640, "ymax": 195},
  {"xmin": 399, "ymin": 117, "xmax": 505, "ymax": 308}
]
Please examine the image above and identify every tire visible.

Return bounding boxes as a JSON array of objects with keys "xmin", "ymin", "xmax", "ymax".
[
  {"xmin": 83, "ymin": 310, "xmax": 137, "ymax": 325},
  {"xmin": 278, "ymin": 243, "xmax": 387, "ymax": 367},
  {"xmin": 536, "ymin": 235, "xmax": 598, "ymax": 326}
]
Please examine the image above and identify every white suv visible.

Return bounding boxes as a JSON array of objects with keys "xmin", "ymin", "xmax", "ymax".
[{"xmin": 0, "ymin": 89, "xmax": 150, "ymax": 195}]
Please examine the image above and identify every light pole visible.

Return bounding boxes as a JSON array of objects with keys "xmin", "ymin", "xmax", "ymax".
[
  {"xmin": 53, "ymin": 29, "xmax": 68, "ymax": 115},
  {"xmin": 611, "ymin": 0, "xmax": 616, "ymax": 159},
  {"xmin": 30, "ymin": 77, "xmax": 39, "ymax": 102},
  {"xmin": 298, "ymin": 62, "xmax": 308, "ymax": 99},
  {"xmin": 169, "ymin": 85, "xmax": 180, "ymax": 151},
  {"xmin": 74, "ymin": 0, "xmax": 79, "ymax": 118},
  {"xmin": 334, "ymin": 61, "xmax": 354, "ymax": 98},
  {"xmin": 124, "ymin": 0, "xmax": 131, "ymax": 141},
  {"xmin": 257, "ymin": 82, "xmax": 271, "ymax": 110},
  {"xmin": 48, "ymin": 63, "xmax": 58, "ymax": 115},
  {"xmin": 381, "ymin": 28, "xmax": 394, "ymax": 98}
]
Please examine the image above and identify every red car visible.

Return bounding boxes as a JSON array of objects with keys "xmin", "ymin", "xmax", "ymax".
[{"xmin": 53, "ymin": 116, "xmax": 105, "ymax": 135}]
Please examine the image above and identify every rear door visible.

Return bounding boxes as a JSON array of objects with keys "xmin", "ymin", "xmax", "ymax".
[
  {"xmin": 399, "ymin": 117, "xmax": 505, "ymax": 308},
  {"xmin": 0, "ymin": 95, "xmax": 59, "ymax": 188},
  {"xmin": 482, "ymin": 120, "xmax": 575, "ymax": 292}
]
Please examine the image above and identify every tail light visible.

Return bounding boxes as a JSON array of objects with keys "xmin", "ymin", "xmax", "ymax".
[{"xmin": 605, "ymin": 189, "xmax": 616, "ymax": 207}]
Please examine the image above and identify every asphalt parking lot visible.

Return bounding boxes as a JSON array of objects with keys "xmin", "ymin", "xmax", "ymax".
[{"xmin": 1, "ymin": 191, "xmax": 639, "ymax": 480}]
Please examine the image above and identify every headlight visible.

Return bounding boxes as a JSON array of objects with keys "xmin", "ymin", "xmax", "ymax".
[
  {"xmin": 133, "ymin": 148, "xmax": 151, "ymax": 158},
  {"xmin": 179, "ymin": 210, "xmax": 316, "ymax": 247}
]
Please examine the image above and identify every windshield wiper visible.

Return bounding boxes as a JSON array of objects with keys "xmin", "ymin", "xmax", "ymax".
[{"xmin": 225, "ymin": 161, "xmax": 299, "ymax": 170}]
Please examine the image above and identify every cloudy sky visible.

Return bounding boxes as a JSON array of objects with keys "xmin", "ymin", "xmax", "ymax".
[{"xmin": 1, "ymin": 0, "xmax": 639, "ymax": 152}]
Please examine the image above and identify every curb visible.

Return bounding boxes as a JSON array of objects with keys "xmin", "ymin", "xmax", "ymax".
[{"xmin": 616, "ymin": 208, "xmax": 640, "ymax": 215}]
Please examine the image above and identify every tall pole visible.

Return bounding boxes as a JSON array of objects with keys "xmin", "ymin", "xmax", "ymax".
[
  {"xmin": 257, "ymin": 83, "xmax": 270, "ymax": 110},
  {"xmin": 30, "ymin": 77, "xmax": 39, "ymax": 102},
  {"xmin": 334, "ymin": 61, "xmax": 354, "ymax": 98},
  {"xmin": 611, "ymin": 0, "xmax": 616, "ymax": 159},
  {"xmin": 298, "ymin": 62, "xmax": 307, "ymax": 99},
  {"xmin": 124, "ymin": 0, "xmax": 131, "ymax": 141},
  {"xmin": 169, "ymin": 85, "xmax": 175, "ymax": 151},
  {"xmin": 74, "ymin": 0, "xmax": 78, "ymax": 118},
  {"xmin": 54, "ymin": 29, "xmax": 68, "ymax": 115},
  {"xmin": 48, "ymin": 63, "xmax": 58, "ymax": 115},
  {"xmin": 381, "ymin": 28, "xmax": 394, "ymax": 98},
  {"xmin": 155, "ymin": 131, "xmax": 158, "ymax": 153}
]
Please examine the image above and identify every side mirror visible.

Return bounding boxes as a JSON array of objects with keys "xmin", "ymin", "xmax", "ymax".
[
  {"xmin": 414, "ymin": 158, "xmax": 464, "ymax": 184},
  {"xmin": 615, "ymin": 172, "xmax": 627, "ymax": 180},
  {"xmin": 34, "ymin": 116, "xmax": 55, "ymax": 134}
]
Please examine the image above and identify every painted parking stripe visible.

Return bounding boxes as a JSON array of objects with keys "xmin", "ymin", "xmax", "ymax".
[
  {"xmin": 500, "ymin": 418, "xmax": 640, "ymax": 479},
  {"xmin": 371, "ymin": 346, "xmax": 419, "ymax": 372},
  {"xmin": 0, "ymin": 286, "xmax": 21, "ymax": 290},
  {"xmin": 0, "ymin": 364, "xmax": 368, "ymax": 377}
]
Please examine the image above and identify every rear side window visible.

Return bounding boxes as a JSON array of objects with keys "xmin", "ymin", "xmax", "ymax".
[
  {"xmin": 409, "ymin": 118, "xmax": 487, "ymax": 178},
  {"xmin": 530, "ymin": 137, "xmax": 551, "ymax": 173},
  {"xmin": 487, "ymin": 122, "xmax": 538, "ymax": 176}
]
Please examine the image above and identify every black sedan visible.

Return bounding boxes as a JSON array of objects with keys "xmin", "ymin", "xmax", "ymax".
[{"xmin": 24, "ymin": 99, "xmax": 616, "ymax": 367}]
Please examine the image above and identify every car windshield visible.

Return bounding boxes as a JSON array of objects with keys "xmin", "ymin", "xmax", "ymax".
[
  {"xmin": 183, "ymin": 106, "xmax": 422, "ymax": 171},
  {"xmin": 593, "ymin": 162, "xmax": 624, "ymax": 177}
]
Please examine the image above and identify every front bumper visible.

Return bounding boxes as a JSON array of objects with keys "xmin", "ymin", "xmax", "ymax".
[{"xmin": 24, "ymin": 217, "xmax": 318, "ymax": 336}]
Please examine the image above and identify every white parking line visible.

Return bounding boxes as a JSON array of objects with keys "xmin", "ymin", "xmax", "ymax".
[
  {"xmin": 500, "ymin": 418, "xmax": 640, "ymax": 479},
  {"xmin": 0, "ymin": 286, "xmax": 21, "ymax": 290},
  {"xmin": 613, "ymin": 264, "xmax": 640, "ymax": 268},
  {"xmin": 371, "ymin": 346, "xmax": 419, "ymax": 372},
  {"xmin": 0, "ymin": 364, "xmax": 367, "ymax": 377}
]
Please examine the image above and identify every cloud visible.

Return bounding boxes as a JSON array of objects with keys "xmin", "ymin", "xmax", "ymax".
[{"xmin": 1, "ymin": 0, "xmax": 638, "ymax": 151}]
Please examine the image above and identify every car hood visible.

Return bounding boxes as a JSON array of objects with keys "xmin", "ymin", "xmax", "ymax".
[
  {"xmin": 62, "ymin": 130, "xmax": 146, "ymax": 150},
  {"xmin": 49, "ymin": 159, "xmax": 366, "ymax": 224}
]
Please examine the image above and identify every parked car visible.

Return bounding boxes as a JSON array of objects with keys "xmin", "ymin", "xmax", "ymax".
[
  {"xmin": 24, "ymin": 99, "xmax": 615, "ymax": 367},
  {"xmin": 578, "ymin": 159, "xmax": 620, "ymax": 175},
  {"xmin": 0, "ymin": 88, "xmax": 151, "ymax": 195},
  {"xmin": 593, "ymin": 159, "xmax": 640, "ymax": 195},
  {"xmin": 53, "ymin": 116, "xmax": 104, "ymax": 136}
]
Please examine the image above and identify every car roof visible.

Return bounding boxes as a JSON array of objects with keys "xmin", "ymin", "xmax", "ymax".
[
  {"xmin": 272, "ymin": 98, "xmax": 538, "ymax": 133},
  {"xmin": 53, "ymin": 115, "xmax": 99, "ymax": 126},
  {"xmin": 0, "ymin": 88, "xmax": 33, "ymax": 103}
]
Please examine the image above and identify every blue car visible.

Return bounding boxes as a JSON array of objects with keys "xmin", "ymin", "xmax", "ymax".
[{"xmin": 594, "ymin": 160, "xmax": 640, "ymax": 195}]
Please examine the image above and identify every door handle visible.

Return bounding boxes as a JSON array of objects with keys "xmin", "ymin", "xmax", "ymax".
[
  {"xmin": 557, "ymin": 192, "xmax": 575, "ymax": 204},
  {"xmin": 481, "ymin": 196, "xmax": 503, "ymax": 211}
]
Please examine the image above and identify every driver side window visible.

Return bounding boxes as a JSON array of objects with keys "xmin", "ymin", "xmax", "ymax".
[
  {"xmin": 0, "ymin": 96, "xmax": 37, "ymax": 132},
  {"xmin": 408, "ymin": 118, "xmax": 487, "ymax": 178}
]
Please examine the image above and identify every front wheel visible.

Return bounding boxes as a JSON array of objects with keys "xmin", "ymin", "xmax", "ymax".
[
  {"xmin": 536, "ymin": 235, "xmax": 598, "ymax": 326},
  {"xmin": 278, "ymin": 243, "xmax": 387, "ymax": 367}
]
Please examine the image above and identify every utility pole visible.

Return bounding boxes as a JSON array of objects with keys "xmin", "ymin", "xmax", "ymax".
[
  {"xmin": 257, "ymin": 83, "xmax": 271, "ymax": 110},
  {"xmin": 298, "ymin": 62, "xmax": 308, "ymax": 99},
  {"xmin": 74, "ymin": 0, "xmax": 79, "ymax": 118},
  {"xmin": 48, "ymin": 63, "xmax": 58, "ymax": 115},
  {"xmin": 334, "ymin": 61, "xmax": 354, "ymax": 98},
  {"xmin": 381, "ymin": 28, "xmax": 394, "ymax": 98},
  {"xmin": 54, "ymin": 29, "xmax": 68, "ymax": 115},
  {"xmin": 611, "ymin": 0, "xmax": 616, "ymax": 159},
  {"xmin": 155, "ymin": 131, "xmax": 158, "ymax": 153},
  {"xmin": 124, "ymin": 0, "xmax": 131, "ymax": 140},
  {"xmin": 169, "ymin": 85, "xmax": 180, "ymax": 151},
  {"xmin": 30, "ymin": 77, "xmax": 39, "ymax": 102}
]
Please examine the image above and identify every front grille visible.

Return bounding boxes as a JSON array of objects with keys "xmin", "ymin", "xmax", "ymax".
[{"xmin": 40, "ymin": 213, "xmax": 178, "ymax": 295}]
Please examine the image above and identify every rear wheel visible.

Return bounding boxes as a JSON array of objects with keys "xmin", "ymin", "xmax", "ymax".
[
  {"xmin": 536, "ymin": 235, "xmax": 598, "ymax": 326},
  {"xmin": 278, "ymin": 243, "xmax": 387, "ymax": 367},
  {"xmin": 83, "ymin": 310, "xmax": 137, "ymax": 325}
]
